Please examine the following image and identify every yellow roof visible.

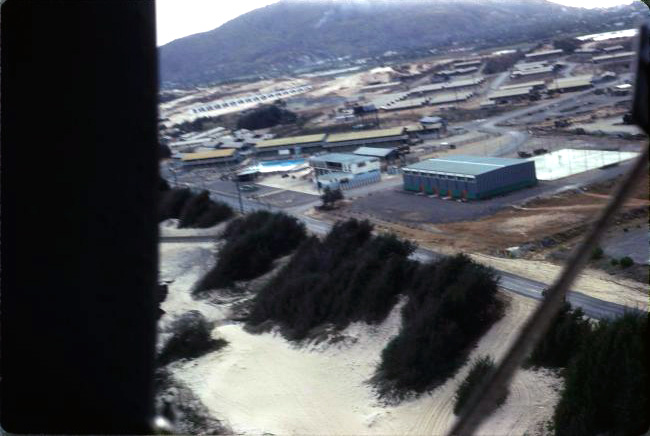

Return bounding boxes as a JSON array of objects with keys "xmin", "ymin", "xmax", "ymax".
[
  {"xmin": 255, "ymin": 134, "xmax": 326, "ymax": 149},
  {"xmin": 181, "ymin": 149, "xmax": 236, "ymax": 161},
  {"xmin": 326, "ymin": 127, "xmax": 406, "ymax": 143}
]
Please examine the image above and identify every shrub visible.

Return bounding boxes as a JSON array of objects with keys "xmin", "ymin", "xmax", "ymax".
[
  {"xmin": 159, "ymin": 188, "xmax": 192, "ymax": 222},
  {"xmin": 553, "ymin": 313, "xmax": 648, "ymax": 436},
  {"xmin": 247, "ymin": 219, "xmax": 415, "ymax": 339},
  {"xmin": 159, "ymin": 188, "xmax": 233, "ymax": 228},
  {"xmin": 590, "ymin": 246, "xmax": 603, "ymax": 260},
  {"xmin": 158, "ymin": 311, "xmax": 227, "ymax": 365},
  {"xmin": 454, "ymin": 355, "xmax": 506, "ymax": 415},
  {"xmin": 236, "ymin": 105, "xmax": 297, "ymax": 130},
  {"xmin": 320, "ymin": 187, "xmax": 344, "ymax": 209},
  {"xmin": 178, "ymin": 190, "xmax": 233, "ymax": 228},
  {"xmin": 619, "ymin": 256, "xmax": 634, "ymax": 268},
  {"xmin": 376, "ymin": 254, "xmax": 504, "ymax": 397},
  {"xmin": 525, "ymin": 303, "xmax": 590, "ymax": 368},
  {"xmin": 196, "ymin": 211, "xmax": 306, "ymax": 292},
  {"xmin": 610, "ymin": 258, "xmax": 619, "ymax": 266}
]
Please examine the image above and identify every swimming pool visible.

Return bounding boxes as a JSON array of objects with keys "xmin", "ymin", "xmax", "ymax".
[
  {"xmin": 259, "ymin": 159, "xmax": 306, "ymax": 167},
  {"xmin": 245, "ymin": 159, "xmax": 308, "ymax": 174}
]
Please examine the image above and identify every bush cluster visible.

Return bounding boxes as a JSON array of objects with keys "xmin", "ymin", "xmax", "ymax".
[
  {"xmin": 195, "ymin": 211, "xmax": 306, "ymax": 292},
  {"xmin": 526, "ymin": 304, "xmax": 648, "ymax": 436},
  {"xmin": 236, "ymin": 105, "xmax": 297, "ymax": 130},
  {"xmin": 483, "ymin": 51, "xmax": 525, "ymax": 74},
  {"xmin": 247, "ymin": 219, "xmax": 415, "ymax": 339},
  {"xmin": 553, "ymin": 313, "xmax": 648, "ymax": 436},
  {"xmin": 454, "ymin": 355, "xmax": 506, "ymax": 415},
  {"xmin": 158, "ymin": 311, "xmax": 227, "ymax": 365},
  {"xmin": 525, "ymin": 302, "xmax": 591, "ymax": 369},
  {"xmin": 246, "ymin": 219, "xmax": 504, "ymax": 399},
  {"xmin": 376, "ymin": 254, "xmax": 504, "ymax": 397},
  {"xmin": 159, "ymin": 188, "xmax": 233, "ymax": 228}
]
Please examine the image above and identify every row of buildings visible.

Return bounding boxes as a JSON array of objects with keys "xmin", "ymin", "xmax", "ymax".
[
  {"xmin": 483, "ymin": 74, "xmax": 594, "ymax": 105},
  {"xmin": 305, "ymin": 152, "xmax": 539, "ymax": 200},
  {"xmin": 179, "ymin": 119, "xmax": 447, "ymax": 167}
]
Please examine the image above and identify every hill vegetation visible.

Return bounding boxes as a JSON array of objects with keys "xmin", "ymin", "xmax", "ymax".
[
  {"xmin": 236, "ymin": 104, "xmax": 297, "ymax": 130},
  {"xmin": 248, "ymin": 219, "xmax": 415, "ymax": 338},
  {"xmin": 246, "ymin": 219, "xmax": 504, "ymax": 399},
  {"xmin": 376, "ymin": 254, "xmax": 504, "ymax": 397},
  {"xmin": 159, "ymin": 188, "xmax": 233, "ymax": 228},
  {"xmin": 159, "ymin": 0, "xmax": 646, "ymax": 87},
  {"xmin": 527, "ymin": 305, "xmax": 648, "ymax": 436},
  {"xmin": 195, "ymin": 211, "xmax": 306, "ymax": 292}
]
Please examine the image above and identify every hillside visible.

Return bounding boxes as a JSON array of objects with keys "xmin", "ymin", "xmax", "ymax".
[{"xmin": 159, "ymin": 0, "xmax": 645, "ymax": 87}]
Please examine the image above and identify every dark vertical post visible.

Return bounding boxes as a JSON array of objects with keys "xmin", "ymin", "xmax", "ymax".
[
  {"xmin": 235, "ymin": 178, "xmax": 245, "ymax": 214},
  {"xmin": 1, "ymin": 0, "xmax": 159, "ymax": 433}
]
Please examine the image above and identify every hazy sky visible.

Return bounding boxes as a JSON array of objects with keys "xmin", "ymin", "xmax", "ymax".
[{"xmin": 155, "ymin": 0, "xmax": 636, "ymax": 46}]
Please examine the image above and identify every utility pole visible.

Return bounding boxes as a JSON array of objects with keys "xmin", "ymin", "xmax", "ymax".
[{"xmin": 234, "ymin": 176, "xmax": 244, "ymax": 214}]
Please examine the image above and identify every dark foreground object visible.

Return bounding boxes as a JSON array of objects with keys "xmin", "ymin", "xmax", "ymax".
[{"xmin": 1, "ymin": 0, "xmax": 158, "ymax": 433}]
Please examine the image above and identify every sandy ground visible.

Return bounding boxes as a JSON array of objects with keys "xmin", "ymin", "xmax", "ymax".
[{"xmin": 164, "ymin": 244, "xmax": 562, "ymax": 436}]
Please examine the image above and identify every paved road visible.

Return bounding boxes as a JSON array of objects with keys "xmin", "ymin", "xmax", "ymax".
[{"xmin": 164, "ymin": 208, "xmax": 646, "ymax": 320}]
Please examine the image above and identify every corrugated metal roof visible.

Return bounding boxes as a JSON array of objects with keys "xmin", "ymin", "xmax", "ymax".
[
  {"xmin": 382, "ymin": 97, "xmax": 428, "ymax": 110},
  {"xmin": 548, "ymin": 75, "xmax": 593, "ymax": 90},
  {"xmin": 514, "ymin": 61, "xmax": 548, "ymax": 71},
  {"xmin": 404, "ymin": 155, "xmax": 525, "ymax": 176},
  {"xmin": 353, "ymin": 146, "xmax": 396, "ymax": 157},
  {"xmin": 525, "ymin": 49, "xmax": 563, "ymax": 58},
  {"xmin": 310, "ymin": 153, "xmax": 375, "ymax": 165},
  {"xmin": 181, "ymin": 149, "xmax": 236, "ymax": 161},
  {"xmin": 429, "ymin": 91, "xmax": 473, "ymax": 105},
  {"xmin": 488, "ymin": 87, "xmax": 533, "ymax": 99},
  {"xmin": 592, "ymin": 51, "xmax": 635, "ymax": 62},
  {"xmin": 499, "ymin": 80, "xmax": 545, "ymax": 90},
  {"xmin": 512, "ymin": 66, "xmax": 555, "ymax": 76},
  {"xmin": 326, "ymin": 127, "xmax": 406, "ymax": 143},
  {"xmin": 255, "ymin": 133, "xmax": 326, "ymax": 148}
]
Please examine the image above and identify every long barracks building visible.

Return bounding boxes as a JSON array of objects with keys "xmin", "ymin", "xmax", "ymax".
[{"xmin": 402, "ymin": 155, "xmax": 537, "ymax": 200}]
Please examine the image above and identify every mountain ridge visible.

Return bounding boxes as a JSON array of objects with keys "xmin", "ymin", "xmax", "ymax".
[{"xmin": 159, "ymin": 0, "xmax": 646, "ymax": 88}]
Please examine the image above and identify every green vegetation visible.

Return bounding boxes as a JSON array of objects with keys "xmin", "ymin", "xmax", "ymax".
[
  {"xmin": 377, "ymin": 254, "xmax": 504, "ymax": 398},
  {"xmin": 173, "ymin": 116, "xmax": 222, "ymax": 135},
  {"xmin": 619, "ymin": 256, "xmax": 634, "ymax": 268},
  {"xmin": 195, "ymin": 211, "xmax": 306, "ymax": 292},
  {"xmin": 554, "ymin": 313, "xmax": 648, "ymax": 436},
  {"xmin": 483, "ymin": 50, "xmax": 525, "ymax": 74},
  {"xmin": 525, "ymin": 303, "xmax": 590, "ymax": 369},
  {"xmin": 526, "ymin": 305, "xmax": 648, "ymax": 436},
  {"xmin": 159, "ymin": 188, "xmax": 233, "ymax": 228},
  {"xmin": 247, "ymin": 219, "xmax": 504, "ymax": 399},
  {"xmin": 320, "ymin": 187, "xmax": 344, "ymax": 209},
  {"xmin": 553, "ymin": 37, "xmax": 580, "ymax": 53},
  {"xmin": 248, "ymin": 219, "xmax": 415, "ymax": 338},
  {"xmin": 590, "ymin": 246, "xmax": 603, "ymax": 260},
  {"xmin": 158, "ymin": 311, "xmax": 228, "ymax": 365},
  {"xmin": 236, "ymin": 105, "xmax": 297, "ymax": 130},
  {"xmin": 454, "ymin": 355, "xmax": 506, "ymax": 415}
]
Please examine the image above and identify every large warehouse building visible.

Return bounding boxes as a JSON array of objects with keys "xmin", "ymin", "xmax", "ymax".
[{"xmin": 402, "ymin": 155, "xmax": 537, "ymax": 199}]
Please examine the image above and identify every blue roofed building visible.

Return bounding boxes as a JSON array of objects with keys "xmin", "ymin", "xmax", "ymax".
[{"xmin": 402, "ymin": 155, "xmax": 537, "ymax": 200}]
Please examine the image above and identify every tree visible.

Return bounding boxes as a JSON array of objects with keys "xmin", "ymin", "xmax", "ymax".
[
  {"xmin": 553, "ymin": 37, "xmax": 580, "ymax": 54},
  {"xmin": 320, "ymin": 187, "xmax": 344, "ymax": 209},
  {"xmin": 619, "ymin": 256, "xmax": 634, "ymax": 268},
  {"xmin": 236, "ymin": 104, "xmax": 297, "ymax": 130},
  {"xmin": 454, "ymin": 355, "xmax": 507, "ymax": 415}
]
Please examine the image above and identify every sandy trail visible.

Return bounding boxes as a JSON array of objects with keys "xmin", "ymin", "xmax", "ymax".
[{"xmin": 169, "ymin": 284, "xmax": 561, "ymax": 435}]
